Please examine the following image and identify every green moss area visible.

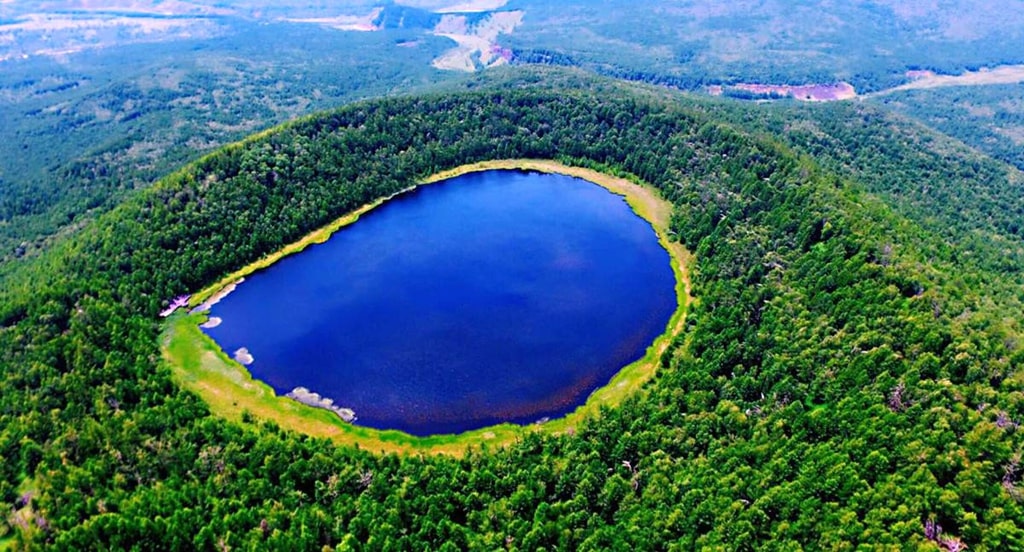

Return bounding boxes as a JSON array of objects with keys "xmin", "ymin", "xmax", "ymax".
[{"xmin": 161, "ymin": 160, "xmax": 693, "ymax": 456}]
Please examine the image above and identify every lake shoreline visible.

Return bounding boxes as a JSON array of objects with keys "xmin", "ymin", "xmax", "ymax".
[{"xmin": 165, "ymin": 159, "xmax": 693, "ymax": 455}]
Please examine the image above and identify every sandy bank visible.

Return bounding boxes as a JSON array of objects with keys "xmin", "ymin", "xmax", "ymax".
[{"xmin": 193, "ymin": 279, "xmax": 244, "ymax": 313}]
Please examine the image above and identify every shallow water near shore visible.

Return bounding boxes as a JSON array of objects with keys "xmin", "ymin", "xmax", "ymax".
[{"xmin": 201, "ymin": 170, "xmax": 676, "ymax": 436}]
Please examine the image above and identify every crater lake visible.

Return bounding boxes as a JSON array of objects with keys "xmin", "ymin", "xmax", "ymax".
[{"xmin": 201, "ymin": 169, "xmax": 677, "ymax": 436}]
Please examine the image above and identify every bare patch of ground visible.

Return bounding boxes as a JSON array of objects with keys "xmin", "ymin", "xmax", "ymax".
[
  {"xmin": 431, "ymin": 10, "xmax": 522, "ymax": 72},
  {"xmin": 20, "ymin": 1, "xmax": 235, "ymax": 17},
  {"xmin": 434, "ymin": 13, "xmax": 468, "ymax": 34},
  {"xmin": 136, "ymin": 67, "xmax": 187, "ymax": 92},
  {"xmin": 872, "ymin": 65, "xmax": 1024, "ymax": 96},
  {"xmin": 996, "ymin": 126, "xmax": 1024, "ymax": 146},
  {"xmin": 397, "ymin": 0, "xmax": 509, "ymax": 13},
  {"xmin": 2, "ymin": 1, "xmax": 523, "ymax": 72},
  {"xmin": 710, "ymin": 82, "xmax": 857, "ymax": 102},
  {"xmin": 713, "ymin": 65, "xmax": 1024, "ymax": 104},
  {"xmin": 4, "ymin": 13, "xmax": 205, "ymax": 34},
  {"xmin": 0, "ymin": 11, "xmax": 223, "ymax": 60},
  {"xmin": 283, "ymin": 8, "xmax": 382, "ymax": 32},
  {"xmin": 963, "ymin": 104, "xmax": 996, "ymax": 118}
]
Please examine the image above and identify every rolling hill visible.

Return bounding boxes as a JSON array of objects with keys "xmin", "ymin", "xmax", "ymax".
[
  {"xmin": 1, "ymin": 71, "xmax": 1022, "ymax": 548},
  {"xmin": 4, "ymin": 0, "xmax": 1024, "ymax": 265}
]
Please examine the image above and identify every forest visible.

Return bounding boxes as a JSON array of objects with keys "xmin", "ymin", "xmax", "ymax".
[
  {"xmin": 5, "ymin": 0, "xmax": 1024, "ymax": 274},
  {"xmin": 870, "ymin": 84, "xmax": 1024, "ymax": 173},
  {"xmin": 0, "ymin": 20, "xmax": 452, "ymax": 263},
  {"xmin": 505, "ymin": 0, "xmax": 1024, "ymax": 93},
  {"xmin": 1, "ymin": 78, "xmax": 1023, "ymax": 549}
]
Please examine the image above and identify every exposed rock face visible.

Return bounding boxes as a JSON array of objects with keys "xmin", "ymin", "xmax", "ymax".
[
  {"xmin": 233, "ymin": 347, "xmax": 254, "ymax": 365},
  {"xmin": 287, "ymin": 387, "xmax": 357, "ymax": 423}
]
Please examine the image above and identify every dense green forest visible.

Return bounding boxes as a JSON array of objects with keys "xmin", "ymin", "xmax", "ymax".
[
  {"xmin": 505, "ymin": 0, "xmax": 1024, "ymax": 93},
  {"xmin": 0, "ymin": 21, "xmax": 452, "ymax": 263},
  {"xmin": 871, "ymin": 84, "xmax": 1024, "ymax": 172},
  {"xmin": 2, "ymin": 81, "xmax": 1023, "ymax": 549},
  {"xmin": 6, "ymin": 0, "xmax": 1024, "ymax": 270}
]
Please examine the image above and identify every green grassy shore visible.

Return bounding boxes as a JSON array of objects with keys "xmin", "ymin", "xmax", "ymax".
[{"xmin": 160, "ymin": 159, "xmax": 693, "ymax": 456}]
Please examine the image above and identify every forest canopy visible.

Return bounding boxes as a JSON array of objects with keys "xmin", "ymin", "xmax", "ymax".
[{"xmin": 1, "ymin": 82, "xmax": 1023, "ymax": 549}]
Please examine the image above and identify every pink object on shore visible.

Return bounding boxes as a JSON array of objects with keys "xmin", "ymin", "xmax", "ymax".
[{"xmin": 159, "ymin": 294, "xmax": 191, "ymax": 317}]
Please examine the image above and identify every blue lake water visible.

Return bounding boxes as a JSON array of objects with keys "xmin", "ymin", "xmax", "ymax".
[{"xmin": 202, "ymin": 170, "xmax": 676, "ymax": 436}]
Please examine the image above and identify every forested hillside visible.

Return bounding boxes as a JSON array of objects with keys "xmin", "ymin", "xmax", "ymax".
[
  {"xmin": 506, "ymin": 0, "xmax": 1024, "ymax": 92},
  {"xmin": 1, "ymin": 86, "xmax": 1023, "ymax": 549},
  {"xmin": 5, "ymin": 1, "xmax": 1024, "ymax": 267},
  {"xmin": 0, "ymin": 21, "xmax": 452, "ymax": 263},
  {"xmin": 871, "ymin": 84, "xmax": 1024, "ymax": 172}
]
